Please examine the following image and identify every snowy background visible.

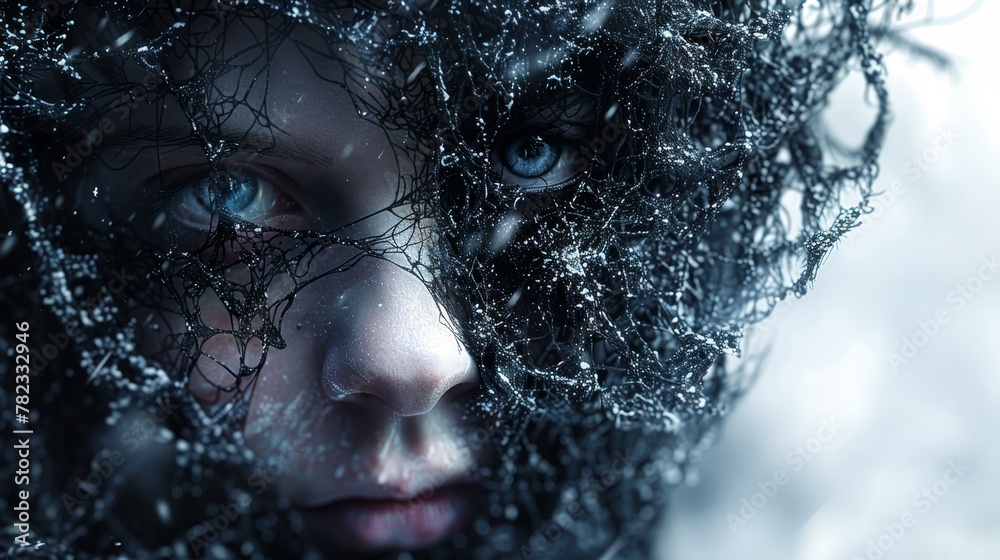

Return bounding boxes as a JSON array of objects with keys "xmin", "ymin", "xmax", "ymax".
[{"xmin": 658, "ymin": 2, "xmax": 1000, "ymax": 559}]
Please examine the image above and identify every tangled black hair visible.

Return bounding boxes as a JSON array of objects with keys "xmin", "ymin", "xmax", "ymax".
[{"xmin": 1, "ymin": 0, "xmax": 907, "ymax": 558}]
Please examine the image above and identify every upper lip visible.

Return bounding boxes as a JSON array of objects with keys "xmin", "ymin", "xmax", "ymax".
[
  {"xmin": 286, "ymin": 412, "xmax": 488, "ymax": 510},
  {"xmin": 295, "ymin": 476, "xmax": 474, "ymax": 509}
]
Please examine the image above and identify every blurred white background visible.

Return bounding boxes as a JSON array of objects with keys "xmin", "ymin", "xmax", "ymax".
[{"xmin": 658, "ymin": 1, "xmax": 1000, "ymax": 559}]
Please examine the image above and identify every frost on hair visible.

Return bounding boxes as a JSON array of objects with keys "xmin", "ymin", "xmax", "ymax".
[{"xmin": 0, "ymin": 1, "xmax": 904, "ymax": 558}]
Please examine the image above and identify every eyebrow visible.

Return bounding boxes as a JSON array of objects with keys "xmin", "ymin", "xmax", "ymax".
[{"xmin": 101, "ymin": 121, "xmax": 339, "ymax": 168}]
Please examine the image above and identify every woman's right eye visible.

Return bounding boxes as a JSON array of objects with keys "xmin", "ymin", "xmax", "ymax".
[
  {"xmin": 169, "ymin": 170, "xmax": 304, "ymax": 229},
  {"xmin": 499, "ymin": 134, "xmax": 562, "ymax": 178},
  {"xmin": 491, "ymin": 129, "xmax": 590, "ymax": 191}
]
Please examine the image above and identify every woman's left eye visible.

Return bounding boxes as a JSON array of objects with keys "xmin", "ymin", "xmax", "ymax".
[
  {"xmin": 492, "ymin": 131, "xmax": 588, "ymax": 191},
  {"xmin": 170, "ymin": 171, "xmax": 300, "ymax": 228}
]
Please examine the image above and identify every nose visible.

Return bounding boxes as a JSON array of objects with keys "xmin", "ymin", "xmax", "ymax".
[{"xmin": 314, "ymin": 254, "xmax": 478, "ymax": 416}]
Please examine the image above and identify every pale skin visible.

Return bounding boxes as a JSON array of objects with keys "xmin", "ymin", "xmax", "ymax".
[
  {"xmin": 75, "ymin": 17, "xmax": 486, "ymax": 551},
  {"xmin": 75, "ymin": 10, "xmax": 594, "ymax": 553}
]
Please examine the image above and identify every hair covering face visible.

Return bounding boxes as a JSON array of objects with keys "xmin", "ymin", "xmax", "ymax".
[{"xmin": 0, "ymin": 1, "xmax": 901, "ymax": 558}]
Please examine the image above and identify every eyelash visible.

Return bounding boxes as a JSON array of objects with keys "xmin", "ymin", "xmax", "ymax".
[
  {"xmin": 156, "ymin": 122, "xmax": 597, "ymax": 228},
  {"xmin": 491, "ymin": 126, "xmax": 593, "ymax": 191},
  {"xmin": 162, "ymin": 163, "xmax": 302, "ymax": 229}
]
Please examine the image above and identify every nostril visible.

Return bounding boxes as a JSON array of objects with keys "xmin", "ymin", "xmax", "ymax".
[
  {"xmin": 329, "ymin": 391, "xmax": 394, "ymax": 410},
  {"xmin": 439, "ymin": 360, "xmax": 479, "ymax": 402},
  {"xmin": 313, "ymin": 261, "xmax": 480, "ymax": 417},
  {"xmin": 437, "ymin": 378, "xmax": 479, "ymax": 411},
  {"xmin": 322, "ymin": 366, "xmax": 478, "ymax": 417},
  {"xmin": 320, "ymin": 366, "xmax": 371, "ymax": 402},
  {"xmin": 445, "ymin": 379, "xmax": 478, "ymax": 398}
]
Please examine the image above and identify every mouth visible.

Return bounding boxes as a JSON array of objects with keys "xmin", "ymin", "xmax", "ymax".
[{"xmin": 298, "ymin": 483, "xmax": 478, "ymax": 552}]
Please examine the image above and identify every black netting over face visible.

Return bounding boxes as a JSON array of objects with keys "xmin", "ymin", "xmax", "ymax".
[{"xmin": 1, "ymin": 1, "xmax": 905, "ymax": 558}]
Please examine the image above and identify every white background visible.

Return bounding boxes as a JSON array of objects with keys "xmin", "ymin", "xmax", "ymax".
[{"xmin": 658, "ymin": 1, "xmax": 1000, "ymax": 559}]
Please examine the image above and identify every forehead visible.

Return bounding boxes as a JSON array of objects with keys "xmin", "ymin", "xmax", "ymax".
[
  {"xmin": 147, "ymin": 14, "xmax": 401, "ymax": 158},
  {"xmin": 95, "ymin": 2, "xmax": 609, "ymax": 147}
]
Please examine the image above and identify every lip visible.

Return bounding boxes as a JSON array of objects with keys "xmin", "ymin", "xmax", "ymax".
[{"xmin": 298, "ymin": 484, "xmax": 477, "ymax": 551}]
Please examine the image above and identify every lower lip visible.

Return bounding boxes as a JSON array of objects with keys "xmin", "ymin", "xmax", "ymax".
[{"xmin": 300, "ymin": 486, "xmax": 472, "ymax": 551}]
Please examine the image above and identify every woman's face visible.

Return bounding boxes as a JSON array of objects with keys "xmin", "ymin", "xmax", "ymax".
[
  {"xmin": 81, "ymin": 16, "xmax": 512, "ymax": 553},
  {"xmin": 11, "ymin": 0, "xmax": 897, "ymax": 557}
]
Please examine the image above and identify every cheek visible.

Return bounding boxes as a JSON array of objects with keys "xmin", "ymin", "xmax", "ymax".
[
  {"xmin": 185, "ymin": 332, "xmax": 266, "ymax": 404},
  {"xmin": 130, "ymin": 290, "xmax": 278, "ymax": 406},
  {"xmin": 147, "ymin": 242, "xmax": 316, "ymax": 405},
  {"xmin": 242, "ymin": 374, "xmax": 350, "ymax": 465}
]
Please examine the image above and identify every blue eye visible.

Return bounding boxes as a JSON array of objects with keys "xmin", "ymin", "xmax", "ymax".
[
  {"xmin": 492, "ymin": 130, "xmax": 588, "ymax": 191},
  {"xmin": 500, "ymin": 134, "xmax": 561, "ymax": 178},
  {"xmin": 196, "ymin": 177, "xmax": 263, "ymax": 216},
  {"xmin": 171, "ymin": 170, "xmax": 297, "ymax": 228}
]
